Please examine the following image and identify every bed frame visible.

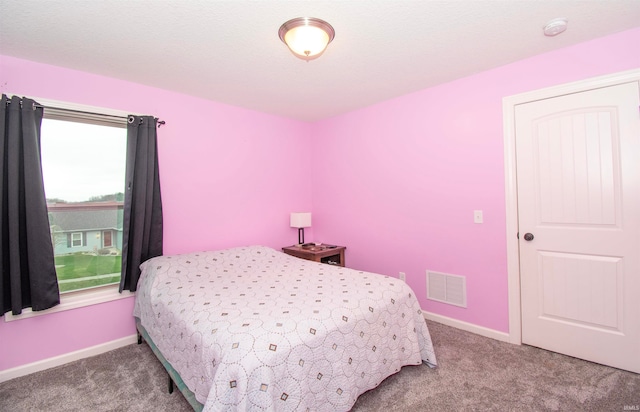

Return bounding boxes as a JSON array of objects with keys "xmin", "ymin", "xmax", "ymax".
[{"xmin": 135, "ymin": 317, "xmax": 203, "ymax": 411}]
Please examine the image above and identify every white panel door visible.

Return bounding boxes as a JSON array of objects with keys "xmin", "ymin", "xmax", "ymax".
[{"xmin": 515, "ymin": 82, "xmax": 640, "ymax": 373}]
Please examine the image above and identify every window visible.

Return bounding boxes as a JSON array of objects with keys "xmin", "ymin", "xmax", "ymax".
[
  {"xmin": 41, "ymin": 113, "xmax": 127, "ymax": 294},
  {"xmin": 70, "ymin": 232, "xmax": 83, "ymax": 247},
  {"xmin": 4, "ymin": 99, "xmax": 134, "ymax": 322}
]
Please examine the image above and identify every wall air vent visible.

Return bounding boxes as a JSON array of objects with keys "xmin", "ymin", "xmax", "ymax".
[{"xmin": 426, "ymin": 270, "xmax": 467, "ymax": 308}]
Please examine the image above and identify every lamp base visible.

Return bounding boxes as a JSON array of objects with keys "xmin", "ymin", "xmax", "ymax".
[{"xmin": 298, "ymin": 228, "xmax": 305, "ymax": 245}]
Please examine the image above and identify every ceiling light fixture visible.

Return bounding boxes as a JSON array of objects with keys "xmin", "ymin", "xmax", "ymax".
[{"xmin": 278, "ymin": 17, "xmax": 335, "ymax": 61}]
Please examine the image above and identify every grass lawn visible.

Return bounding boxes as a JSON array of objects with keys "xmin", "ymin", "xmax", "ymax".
[{"xmin": 55, "ymin": 253, "xmax": 122, "ymax": 292}]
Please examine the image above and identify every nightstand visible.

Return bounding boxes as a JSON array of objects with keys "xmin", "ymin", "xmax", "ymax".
[{"xmin": 282, "ymin": 244, "xmax": 346, "ymax": 267}]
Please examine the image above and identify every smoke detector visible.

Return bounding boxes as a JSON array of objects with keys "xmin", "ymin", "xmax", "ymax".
[{"xmin": 544, "ymin": 18, "xmax": 568, "ymax": 36}]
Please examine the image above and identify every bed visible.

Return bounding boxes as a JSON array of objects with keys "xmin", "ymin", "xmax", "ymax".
[{"xmin": 133, "ymin": 245, "xmax": 437, "ymax": 411}]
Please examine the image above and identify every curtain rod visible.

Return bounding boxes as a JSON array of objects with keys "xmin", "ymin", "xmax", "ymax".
[{"xmin": 4, "ymin": 98, "xmax": 166, "ymax": 127}]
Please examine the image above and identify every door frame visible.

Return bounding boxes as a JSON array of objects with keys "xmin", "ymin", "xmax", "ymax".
[{"xmin": 502, "ymin": 68, "xmax": 640, "ymax": 345}]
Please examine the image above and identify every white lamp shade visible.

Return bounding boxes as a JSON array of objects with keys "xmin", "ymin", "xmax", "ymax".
[{"xmin": 290, "ymin": 212, "xmax": 311, "ymax": 228}]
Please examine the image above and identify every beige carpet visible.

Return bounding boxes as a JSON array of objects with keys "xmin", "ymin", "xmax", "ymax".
[{"xmin": 1, "ymin": 320, "xmax": 638, "ymax": 411}]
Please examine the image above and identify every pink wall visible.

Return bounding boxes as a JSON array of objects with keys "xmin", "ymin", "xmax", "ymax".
[
  {"xmin": 0, "ymin": 55, "xmax": 312, "ymax": 371},
  {"xmin": 311, "ymin": 28, "xmax": 640, "ymax": 333}
]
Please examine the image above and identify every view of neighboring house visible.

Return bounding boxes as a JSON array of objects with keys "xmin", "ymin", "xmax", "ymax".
[{"xmin": 47, "ymin": 201, "xmax": 123, "ymax": 256}]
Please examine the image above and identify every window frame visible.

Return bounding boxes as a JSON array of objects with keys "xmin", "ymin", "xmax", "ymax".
[{"xmin": 3, "ymin": 96, "xmax": 135, "ymax": 322}]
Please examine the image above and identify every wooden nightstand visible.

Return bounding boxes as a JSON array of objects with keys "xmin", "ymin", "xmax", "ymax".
[{"xmin": 282, "ymin": 244, "xmax": 346, "ymax": 267}]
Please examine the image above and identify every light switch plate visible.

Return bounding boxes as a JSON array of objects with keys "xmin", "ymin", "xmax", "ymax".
[{"xmin": 474, "ymin": 210, "xmax": 483, "ymax": 224}]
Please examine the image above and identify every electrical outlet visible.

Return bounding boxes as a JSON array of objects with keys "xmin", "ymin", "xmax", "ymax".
[{"xmin": 399, "ymin": 272, "xmax": 406, "ymax": 282}]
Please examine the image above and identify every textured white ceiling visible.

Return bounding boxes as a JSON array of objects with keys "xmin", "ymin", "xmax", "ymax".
[{"xmin": 1, "ymin": 1, "xmax": 639, "ymax": 121}]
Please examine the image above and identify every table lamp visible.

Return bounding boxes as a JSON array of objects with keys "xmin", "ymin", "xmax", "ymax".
[{"xmin": 290, "ymin": 212, "xmax": 311, "ymax": 245}]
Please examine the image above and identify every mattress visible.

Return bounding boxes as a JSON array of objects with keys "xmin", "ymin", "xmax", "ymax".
[{"xmin": 133, "ymin": 245, "xmax": 437, "ymax": 411}]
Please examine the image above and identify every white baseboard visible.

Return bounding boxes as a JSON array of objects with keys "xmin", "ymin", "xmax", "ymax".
[
  {"xmin": 0, "ymin": 334, "xmax": 138, "ymax": 383},
  {"xmin": 423, "ymin": 311, "xmax": 512, "ymax": 343}
]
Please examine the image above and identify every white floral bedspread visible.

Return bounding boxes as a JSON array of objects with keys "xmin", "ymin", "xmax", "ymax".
[{"xmin": 133, "ymin": 245, "xmax": 436, "ymax": 411}]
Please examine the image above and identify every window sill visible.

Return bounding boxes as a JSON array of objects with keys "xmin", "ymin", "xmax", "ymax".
[{"xmin": 3, "ymin": 284, "xmax": 134, "ymax": 322}]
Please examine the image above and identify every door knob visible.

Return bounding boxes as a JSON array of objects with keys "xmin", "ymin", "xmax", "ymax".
[{"xmin": 523, "ymin": 233, "xmax": 534, "ymax": 241}]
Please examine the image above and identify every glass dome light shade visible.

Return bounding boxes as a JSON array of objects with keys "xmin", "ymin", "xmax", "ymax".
[{"xmin": 279, "ymin": 17, "xmax": 335, "ymax": 61}]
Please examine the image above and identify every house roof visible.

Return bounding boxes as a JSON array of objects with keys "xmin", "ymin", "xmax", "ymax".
[
  {"xmin": 1, "ymin": 1, "xmax": 639, "ymax": 122},
  {"xmin": 48, "ymin": 203, "xmax": 123, "ymax": 232}
]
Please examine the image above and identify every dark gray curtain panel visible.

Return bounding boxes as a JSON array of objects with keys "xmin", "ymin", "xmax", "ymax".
[
  {"xmin": 1, "ymin": 95, "xmax": 60, "ymax": 315},
  {"xmin": 119, "ymin": 115, "xmax": 163, "ymax": 292}
]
